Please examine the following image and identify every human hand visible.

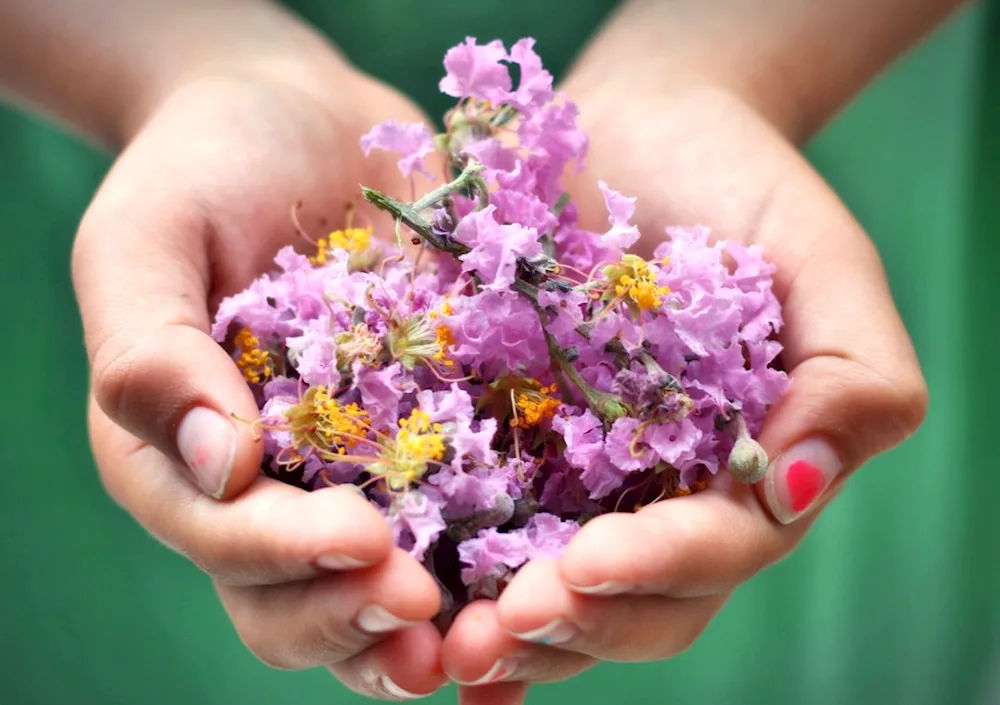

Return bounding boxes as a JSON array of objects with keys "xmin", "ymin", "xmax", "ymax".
[
  {"xmin": 71, "ymin": 25, "xmax": 450, "ymax": 700},
  {"xmin": 439, "ymin": 67, "xmax": 928, "ymax": 705}
]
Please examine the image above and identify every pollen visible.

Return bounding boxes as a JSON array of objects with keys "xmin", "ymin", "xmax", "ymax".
[
  {"xmin": 311, "ymin": 387, "xmax": 371, "ymax": 450},
  {"xmin": 392, "ymin": 408, "xmax": 446, "ymax": 482},
  {"xmin": 433, "ymin": 324, "xmax": 456, "ymax": 367},
  {"xmin": 310, "ymin": 226, "xmax": 373, "ymax": 265},
  {"xmin": 235, "ymin": 327, "xmax": 272, "ymax": 384},
  {"xmin": 514, "ymin": 383, "xmax": 560, "ymax": 428},
  {"xmin": 603, "ymin": 255, "xmax": 670, "ymax": 312}
]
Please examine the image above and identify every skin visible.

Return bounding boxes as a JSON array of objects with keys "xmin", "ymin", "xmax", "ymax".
[{"xmin": 0, "ymin": 0, "xmax": 966, "ymax": 702}]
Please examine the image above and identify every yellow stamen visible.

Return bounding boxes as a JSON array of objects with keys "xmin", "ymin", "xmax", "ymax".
[
  {"xmin": 310, "ymin": 387, "xmax": 371, "ymax": 450},
  {"xmin": 235, "ymin": 327, "xmax": 272, "ymax": 384},
  {"xmin": 602, "ymin": 255, "xmax": 671, "ymax": 312},
  {"xmin": 513, "ymin": 382, "xmax": 560, "ymax": 428},
  {"xmin": 310, "ymin": 226, "xmax": 374, "ymax": 265},
  {"xmin": 433, "ymin": 324, "xmax": 456, "ymax": 367},
  {"xmin": 390, "ymin": 409, "xmax": 446, "ymax": 485}
]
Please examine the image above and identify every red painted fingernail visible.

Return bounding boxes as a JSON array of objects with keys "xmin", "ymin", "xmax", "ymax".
[{"xmin": 763, "ymin": 438, "xmax": 841, "ymax": 524}]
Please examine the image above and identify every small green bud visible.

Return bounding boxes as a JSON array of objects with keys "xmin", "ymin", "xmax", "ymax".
[{"xmin": 728, "ymin": 435, "xmax": 769, "ymax": 484}]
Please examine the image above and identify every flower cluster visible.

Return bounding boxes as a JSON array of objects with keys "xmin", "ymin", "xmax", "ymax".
[{"xmin": 212, "ymin": 37, "xmax": 790, "ymax": 611}]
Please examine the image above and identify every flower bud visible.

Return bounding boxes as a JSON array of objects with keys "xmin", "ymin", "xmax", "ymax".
[{"xmin": 728, "ymin": 435, "xmax": 769, "ymax": 484}]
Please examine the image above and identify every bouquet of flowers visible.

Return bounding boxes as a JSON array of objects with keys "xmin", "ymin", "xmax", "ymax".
[{"xmin": 212, "ymin": 36, "xmax": 790, "ymax": 617}]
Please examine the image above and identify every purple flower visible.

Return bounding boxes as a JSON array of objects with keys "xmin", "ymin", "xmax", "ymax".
[
  {"xmin": 605, "ymin": 417, "xmax": 658, "ymax": 472},
  {"xmin": 439, "ymin": 37, "xmax": 511, "ymax": 105},
  {"xmin": 360, "ymin": 119, "xmax": 437, "ymax": 179},
  {"xmin": 354, "ymin": 362, "xmax": 406, "ymax": 429},
  {"xmin": 490, "ymin": 189, "xmax": 557, "ymax": 235},
  {"xmin": 552, "ymin": 411, "xmax": 605, "ymax": 468},
  {"xmin": 505, "ymin": 38, "xmax": 554, "ymax": 112},
  {"xmin": 523, "ymin": 513, "xmax": 579, "ymax": 558},
  {"xmin": 430, "ymin": 466, "xmax": 510, "ymax": 519},
  {"xmin": 455, "ymin": 205, "xmax": 542, "ymax": 291},
  {"xmin": 286, "ymin": 315, "xmax": 339, "ymax": 388},
  {"xmin": 646, "ymin": 418, "xmax": 702, "ymax": 470},
  {"xmin": 447, "ymin": 290, "xmax": 548, "ymax": 377},
  {"xmin": 598, "ymin": 181, "xmax": 641, "ymax": 251},
  {"xmin": 389, "ymin": 490, "xmax": 447, "ymax": 561},
  {"xmin": 458, "ymin": 527, "xmax": 531, "ymax": 585}
]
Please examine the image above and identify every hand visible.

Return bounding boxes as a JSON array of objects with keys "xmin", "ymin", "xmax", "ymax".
[
  {"xmin": 439, "ymin": 82, "xmax": 928, "ymax": 703},
  {"xmin": 72, "ymin": 47, "xmax": 448, "ymax": 700}
]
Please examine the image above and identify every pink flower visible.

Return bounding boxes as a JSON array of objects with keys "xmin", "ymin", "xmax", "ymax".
[{"xmin": 360, "ymin": 119, "xmax": 436, "ymax": 179}]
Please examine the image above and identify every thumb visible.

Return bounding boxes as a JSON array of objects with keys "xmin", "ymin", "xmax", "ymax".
[
  {"xmin": 72, "ymin": 162, "xmax": 263, "ymax": 501},
  {"xmin": 753, "ymin": 217, "xmax": 928, "ymax": 524}
]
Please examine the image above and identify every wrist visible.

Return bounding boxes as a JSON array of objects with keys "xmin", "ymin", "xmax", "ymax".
[
  {"xmin": 565, "ymin": 0, "xmax": 966, "ymax": 143},
  {"xmin": 115, "ymin": 2, "xmax": 354, "ymax": 147}
]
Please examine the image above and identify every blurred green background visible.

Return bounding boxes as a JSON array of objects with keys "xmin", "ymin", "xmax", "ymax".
[{"xmin": 1, "ymin": 2, "xmax": 997, "ymax": 704}]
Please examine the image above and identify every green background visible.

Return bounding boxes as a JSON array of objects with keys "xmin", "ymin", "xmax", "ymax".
[{"xmin": 1, "ymin": 2, "xmax": 997, "ymax": 703}]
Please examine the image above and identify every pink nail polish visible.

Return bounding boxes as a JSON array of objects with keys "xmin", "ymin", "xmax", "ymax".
[
  {"xmin": 176, "ymin": 407, "xmax": 237, "ymax": 498},
  {"xmin": 764, "ymin": 438, "xmax": 841, "ymax": 524}
]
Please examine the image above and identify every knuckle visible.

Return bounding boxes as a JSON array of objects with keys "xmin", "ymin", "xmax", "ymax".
[
  {"xmin": 887, "ymin": 370, "xmax": 930, "ymax": 436},
  {"xmin": 89, "ymin": 330, "xmax": 142, "ymax": 423},
  {"xmin": 315, "ymin": 616, "xmax": 364, "ymax": 664}
]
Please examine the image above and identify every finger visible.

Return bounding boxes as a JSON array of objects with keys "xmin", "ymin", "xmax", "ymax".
[
  {"xmin": 441, "ymin": 599, "xmax": 594, "ymax": 686},
  {"xmin": 748, "ymin": 163, "xmax": 928, "ymax": 524},
  {"xmin": 498, "ymin": 559, "xmax": 728, "ymax": 662},
  {"xmin": 563, "ymin": 92, "xmax": 927, "ymax": 524},
  {"xmin": 458, "ymin": 682, "xmax": 531, "ymax": 705},
  {"xmin": 330, "ymin": 622, "xmax": 448, "ymax": 701},
  {"xmin": 91, "ymin": 399, "xmax": 393, "ymax": 585},
  {"xmin": 218, "ymin": 548, "xmax": 441, "ymax": 672},
  {"xmin": 72, "ymin": 148, "xmax": 265, "ymax": 500},
  {"xmin": 558, "ymin": 479, "xmax": 793, "ymax": 598}
]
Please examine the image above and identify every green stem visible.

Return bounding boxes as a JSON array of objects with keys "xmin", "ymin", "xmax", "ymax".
[
  {"xmin": 413, "ymin": 162, "xmax": 485, "ymax": 211},
  {"xmin": 530, "ymin": 300, "xmax": 628, "ymax": 425}
]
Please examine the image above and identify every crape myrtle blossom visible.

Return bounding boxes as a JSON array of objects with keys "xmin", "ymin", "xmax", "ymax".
[{"xmin": 212, "ymin": 36, "xmax": 789, "ymax": 610}]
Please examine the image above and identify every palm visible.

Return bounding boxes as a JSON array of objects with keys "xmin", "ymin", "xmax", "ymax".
[
  {"xmin": 443, "ymin": 83, "xmax": 923, "ymax": 705},
  {"xmin": 121, "ymin": 72, "xmax": 427, "ymax": 302},
  {"xmin": 79, "ymin": 66, "xmax": 453, "ymax": 699}
]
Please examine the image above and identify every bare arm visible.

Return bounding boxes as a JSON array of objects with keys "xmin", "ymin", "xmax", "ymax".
[
  {"xmin": 0, "ymin": 0, "xmax": 344, "ymax": 147},
  {"xmin": 565, "ymin": 0, "xmax": 968, "ymax": 142}
]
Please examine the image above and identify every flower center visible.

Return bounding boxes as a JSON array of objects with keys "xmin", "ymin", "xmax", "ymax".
[
  {"xmin": 514, "ymin": 383, "xmax": 560, "ymax": 428},
  {"xmin": 235, "ymin": 328, "xmax": 272, "ymax": 384},
  {"xmin": 310, "ymin": 226, "xmax": 374, "ymax": 265},
  {"xmin": 387, "ymin": 409, "xmax": 446, "ymax": 484}
]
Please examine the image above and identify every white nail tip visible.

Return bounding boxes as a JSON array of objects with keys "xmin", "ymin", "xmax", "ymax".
[
  {"xmin": 511, "ymin": 619, "xmax": 578, "ymax": 645},
  {"xmin": 355, "ymin": 605, "xmax": 418, "ymax": 634},
  {"xmin": 379, "ymin": 675, "xmax": 427, "ymax": 700},
  {"xmin": 454, "ymin": 658, "xmax": 512, "ymax": 686},
  {"xmin": 570, "ymin": 580, "xmax": 633, "ymax": 596},
  {"xmin": 315, "ymin": 552, "xmax": 371, "ymax": 571}
]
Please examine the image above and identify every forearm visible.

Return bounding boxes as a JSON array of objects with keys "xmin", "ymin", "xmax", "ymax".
[
  {"xmin": 0, "ymin": 0, "xmax": 346, "ymax": 148},
  {"xmin": 566, "ymin": 0, "xmax": 968, "ymax": 142}
]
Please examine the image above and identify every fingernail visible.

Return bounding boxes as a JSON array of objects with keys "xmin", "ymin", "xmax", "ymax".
[
  {"xmin": 355, "ymin": 605, "xmax": 420, "ymax": 634},
  {"xmin": 764, "ymin": 438, "xmax": 841, "ymax": 524},
  {"xmin": 379, "ymin": 674, "xmax": 429, "ymax": 700},
  {"xmin": 568, "ymin": 580, "xmax": 634, "ymax": 596},
  {"xmin": 315, "ymin": 552, "xmax": 373, "ymax": 571},
  {"xmin": 453, "ymin": 657, "xmax": 519, "ymax": 686},
  {"xmin": 176, "ymin": 407, "xmax": 237, "ymax": 498},
  {"xmin": 510, "ymin": 619, "xmax": 579, "ymax": 646}
]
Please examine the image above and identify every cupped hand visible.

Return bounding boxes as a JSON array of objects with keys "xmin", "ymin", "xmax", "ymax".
[
  {"xmin": 72, "ymin": 54, "xmax": 448, "ymax": 699},
  {"xmin": 442, "ymin": 81, "xmax": 928, "ymax": 703}
]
